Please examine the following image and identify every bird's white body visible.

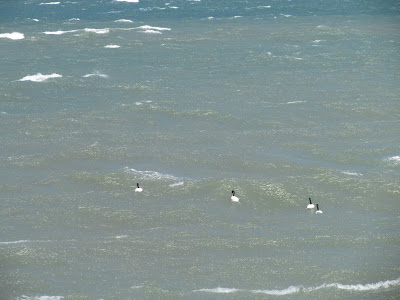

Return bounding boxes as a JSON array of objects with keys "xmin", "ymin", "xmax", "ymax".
[
  {"xmin": 307, "ymin": 197, "xmax": 315, "ymax": 209},
  {"xmin": 135, "ymin": 183, "xmax": 143, "ymax": 192},
  {"xmin": 316, "ymin": 204, "xmax": 323, "ymax": 214},
  {"xmin": 231, "ymin": 191, "xmax": 239, "ymax": 203}
]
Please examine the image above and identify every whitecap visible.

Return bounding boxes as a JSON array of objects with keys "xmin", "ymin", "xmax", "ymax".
[
  {"xmin": 39, "ymin": 2, "xmax": 61, "ymax": 4},
  {"xmin": 138, "ymin": 25, "xmax": 171, "ymax": 31},
  {"xmin": 233, "ymin": 16, "xmax": 243, "ymax": 18},
  {"xmin": 83, "ymin": 71, "xmax": 109, "ymax": 78},
  {"xmin": 194, "ymin": 288, "xmax": 241, "ymax": 293},
  {"xmin": 115, "ymin": 0, "xmax": 139, "ymax": 2},
  {"xmin": 115, "ymin": 235, "xmax": 128, "ymax": 239},
  {"xmin": 68, "ymin": 18, "xmax": 80, "ymax": 21},
  {"xmin": 195, "ymin": 278, "xmax": 400, "ymax": 295},
  {"xmin": 307, "ymin": 278, "xmax": 400, "ymax": 292},
  {"xmin": 0, "ymin": 32, "xmax": 25, "ymax": 40},
  {"xmin": 84, "ymin": 28, "xmax": 110, "ymax": 34},
  {"xmin": 341, "ymin": 171, "xmax": 363, "ymax": 176},
  {"xmin": 286, "ymin": 101, "xmax": 306, "ymax": 104},
  {"xmin": 43, "ymin": 30, "xmax": 78, "ymax": 35},
  {"xmin": 19, "ymin": 73, "xmax": 62, "ymax": 82},
  {"xmin": 141, "ymin": 30, "xmax": 162, "ymax": 34},
  {"xmin": 252, "ymin": 286, "xmax": 300, "ymax": 295},
  {"xmin": 169, "ymin": 181, "xmax": 184, "ymax": 187},
  {"xmin": 104, "ymin": 44, "xmax": 120, "ymax": 48},
  {"xmin": 386, "ymin": 156, "xmax": 400, "ymax": 165},
  {"xmin": 17, "ymin": 296, "xmax": 64, "ymax": 300},
  {"xmin": 0, "ymin": 240, "xmax": 31, "ymax": 245},
  {"xmin": 124, "ymin": 167, "xmax": 181, "ymax": 181},
  {"xmin": 115, "ymin": 19, "xmax": 133, "ymax": 23}
]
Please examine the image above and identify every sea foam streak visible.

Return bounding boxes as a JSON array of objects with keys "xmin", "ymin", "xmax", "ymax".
[
  {"xmin": 115, "ymin": 0, "xmax": 139, "ymax": 2},
  {"xmin": 83, "ymin": 71, "xmax": 109, "ymax": 78},
  {"xmin": 195, "ymin": 278, "xmax": 400, "ymax": 295},
  {"xmin": 0, "ymin": 32, "xmax": 25, "ymax": 40},
  {"xmin": 124, "ymin": 167, "xmax": 181, "ymax": 181},
  {"xmin": 39, "ymin": 2, "xmax": 61, "ymax": 4},
  {"xmin": 104, "ymin": 44, "xmax": 120, "ymax": 48},
  {"xmin": 386, "ymin": 156, "xmax": 400, "ymax": 165},
  {"xmin": 19, "ymin": 73, "xmax": 62, "ymax": 82},
  {"xmin": 17, "ymin": 296, "xmax": 64, "ymax": 300},
  {"xmin": 44, "ymin": 30, "xmax": 78, "ymax": 35}
]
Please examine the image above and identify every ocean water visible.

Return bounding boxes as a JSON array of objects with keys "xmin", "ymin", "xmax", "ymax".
[{"xmin": 1, "ymin": 0, "xmax": 400, "ymax": 299}]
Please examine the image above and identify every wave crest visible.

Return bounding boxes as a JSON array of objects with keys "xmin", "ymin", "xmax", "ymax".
[{"xmin": 195, "ymin": 278, "xmax": 400, "ymax": 295}]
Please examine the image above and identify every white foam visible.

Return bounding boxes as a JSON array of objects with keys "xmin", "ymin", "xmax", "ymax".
[
  {"xmin": 84, "ymin": 28, "xmax": 110, "ymax": 34},
  {"xmin": 169, "ymin": 181, "xmax": 184, "ymax": 187},
  {"xmin": 43, "ymin": 30, "xmax": 78, "ymax": 35},
  {"xmin": 138, "ymin": 25, "xmax": 171, "ymax": 31},
  {"xmin": 104, "ymin": 44, "xmax": 120, "ymax": 48},
  {"xmin": 0, "ymin": 240, "xmax": 31, "ymax": 245},
  {"xmin": 39, "ymin": 2, "xmax": 61, "ymax": 4},
  {"xmin": 124, "ymin": 167, "xmax": 181, "ymax": 181},
  {"xmin": 308, "ymin": 278, "xmax": 400, "ymax": 292},
  {"xmin": 341, "ymin": 171, "xmax": 363, "ymax": 176},
  {"xmin": 83, "ymin": 71, "xmax": 109, "ymax": 78},
  {"xmin": 19, "ymin": 73, "xmax": 62, "ymax": 82},
  {"xmin": 194, "ymin": 288, "xmax": 241, "ymax": 293},
  {"xmin": 233, "ymin": 16, "xmax": 243, "ymax": 18},
  {"xmin": 115, "ymin": 19, "xmax": 133, "ymax": 23},
  {"xmin": 253, "ymin": 286, "xmax": 300, "ymax": 295},
  {"xmin": 195, "ymin": 278, "xmax": 400, "ymax": 295},
  {"xmin": 286, "ymin": 101, "xmax": 306, "ymax": 104},
  {"xmin": 386, "ymin": 156, "xmax": 400, "ymax": 165},
  {"xmin": 115, "ymin": 0, "xmax": 139, "ymax": 2},
  {"xmin": 68, "ymin": 18, "xmax": 80, "ymax": 21},
  {"xmin": 17, "ymin": 296, "xmax": 64, "ymax": 300},
  {"xmin": 141, "ymin": 30, "xmax": 162, "ymax": 34},
  {"xmin": 0, "ymin": 32, "xmax": 25, "ymax": 40},
  {"xmin": 115, "ymin": 235, "xmax": 128, "ymax": 239}
]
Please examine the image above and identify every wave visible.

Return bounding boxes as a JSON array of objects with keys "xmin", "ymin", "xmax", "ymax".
[
  {"xmin": 115, "ymin": 19, "xmax": 133, "ymax": 23},
  {"xmin": 84, "ymin": 28, "xmax": 109, "ymax": 34},
  {"xmin": 0, "ymin": 32, "xmax": 25, "ymax": 40},
  {"xmin": 18, "ymin": 73, "xmax": 62, "ymax": 82},
  {"xmin": 83, "ymin": 71, "xmax": 109, "ymax": 78},
  {"xmin": 341, "ymin": 171, "xmax": 363, "ymax": 176},
  {"xmin": 115, "ymin": 0, "xmax": 139, "ymax": 2},
  {"xmin": 124, "ymin": 167, "xmax": 182, "ymax": 181},
  {"xmin": 104, "ymin": 44, "xmax": 120, "ymax": 48},
  {"xmin": 169, "ymin": 181, "xmax": 184, "ymax": 187},
  {"xmin": 0, "ymin": 240, "xmax": 31, "ymax": 245},
  {"xmin": 386, "ymin": 156, "xmax": 400, "ymax": 165},
  {"xmin": 138, "ymin": 25, "xmax": 171, "ymax": 31},
  {"xmin": 17, "ymin": 296, "xmax": 63, "ymax": 300},
  {"xmin": 39, "ymin": 2, "xmax": 60, "ymax": 5},
  {"xmin": 43, "ymin": 30, "xmax": 78, "ymax": 35},
  {"xmin": 141, "ymin": 30, "xmax": 162, "ymax": 34},
  {"xmin": 195, "ymin": 278, "xmax": 400, "ymax": 295}
]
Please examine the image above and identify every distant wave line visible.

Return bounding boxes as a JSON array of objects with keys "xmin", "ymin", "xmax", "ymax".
[{"xmin": 194, "ymin": 277, "xmax": 400, "ymax": 295}]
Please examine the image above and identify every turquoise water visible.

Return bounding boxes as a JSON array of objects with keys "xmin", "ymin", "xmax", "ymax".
[{"xmin": 1, "ymin": 1, "xmax": 400, "ymax": 299}]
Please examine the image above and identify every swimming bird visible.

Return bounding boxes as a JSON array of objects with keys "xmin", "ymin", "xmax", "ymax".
[
  {"xmin": 307, "ymin": 197, "xmax": 315, "ymax": 209},
  {"xmin": 231, "ymin": 190, "xmax": 239, "ymax": 203},
  {"xmin": 316, "ymin": 204, "xmax": 323, "ymax": 214},
  {"xmin": 135, "ymin": 183, "xmax": 143, "ymax": 192}
]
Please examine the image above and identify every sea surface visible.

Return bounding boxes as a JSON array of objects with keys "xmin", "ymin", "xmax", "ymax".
[{"xmin": 1, "ymin": 0, "xmax": 400, "ymax": 299}]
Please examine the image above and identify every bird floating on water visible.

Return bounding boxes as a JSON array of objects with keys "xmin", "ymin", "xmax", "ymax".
[
  {"xmin": 231, "ymin": 190, "xmax": 239, "ymax": 203},
  {"xmin": 316, "ymin": 204, "xmax": 323, "ymax": 214},
  {"xmin": 135, "ymin": 183, "xmax": 143, "ymax": 192},
  {"xmin": 307, "ymin": 197, "xmax": 315, "ymax": 209}
]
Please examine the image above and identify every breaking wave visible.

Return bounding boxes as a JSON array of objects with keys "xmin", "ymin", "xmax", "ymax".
[{"xmin": 195, "ymin": 277, "xmax": 400, "ymax": 295}]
